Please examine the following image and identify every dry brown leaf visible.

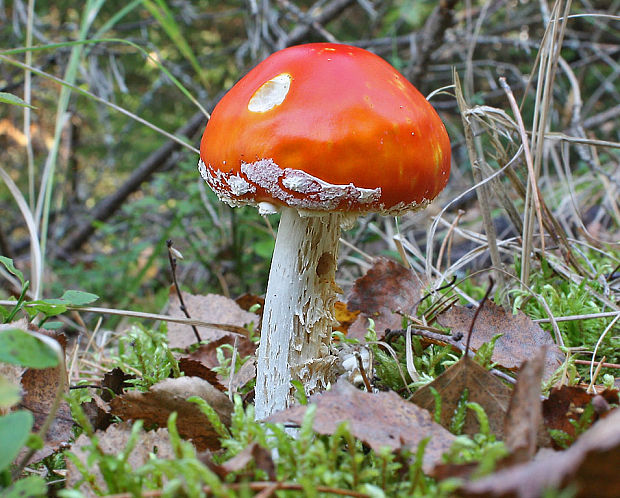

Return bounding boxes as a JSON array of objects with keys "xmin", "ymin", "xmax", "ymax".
[
  {"xmin": 503, "ymin": 348, "xmax": 546, "ymax": 461},
  {"xmin": 178, "ymin": 357, "xmax": 226, "ymax": 392},
  {"xmin": 235, "ymin": 293, "xmax": 264, "ymax": 316},
  {"xmin": 221, "ymin": 441, "xmax": 276, "ymax": 480},
  {"xmin": 188, "ymin": 335, "xmax": 257, "ymax": 371},
  {"xmin": 543, "ymin": 385, "xmax": 619, "ymax": 449},
  {"xmin": 411, "ymin": 357, "xmax": 512, "ymax": 437},
  {"xmin": 100, "ymin": 367, "xmax": 134, "ymax": 400},
  {"xmin": 268, "ymin": 379, "xmax": 455, "ymax": 472},
  {"xmin": 347, "ymin": 258, "xmax": 422, "ymax": 340},
  {"xmin": 109, "ymin": 377, "xmax": 233, "ymax": 451},
  {"xmin": 458, "ymin": 408, "xmax": 620, "ymax": 498},
  {"xmin": 83, "ymin": 368, "xmax": 134, "ymax": 431},
  {"xmin": 437, "ymin": 302, "xmax": 564, "ymax": 381},
  {"xmin": 229, "ymin": 357, "xmax": 256, "ymax": 394},
  {"xmin": 65, "ymin": 422, "xmax": 175, "ymax": 497},
  {"xmin": 0, "ymin": 362, "xmax": 25, "ymax": 415},
  {"xmin": 167, "ymin": 292, "xmax": 258, "ymax": 349},
  {"xmin": 20, "ymin": 366, "xmax": 74, "ymax": 460},
  {"xmin": 18, "ymin": 330, "xmax": 73, "ymax": 461}
]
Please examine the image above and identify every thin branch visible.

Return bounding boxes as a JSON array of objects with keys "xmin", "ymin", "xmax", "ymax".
[{"xmin": 60, "ymin": 111, "xmax": 205, "ymax": 254}]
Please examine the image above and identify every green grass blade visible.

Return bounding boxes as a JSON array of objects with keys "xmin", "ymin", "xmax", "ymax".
[{"xmin": 141, "ymin": 0, "xmax": 210, "ymax": 89}]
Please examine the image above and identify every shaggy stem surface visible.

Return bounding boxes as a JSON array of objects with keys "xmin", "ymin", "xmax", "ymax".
[{"xmin": 254, "ymin": 207, "xmax": 342, "ymax": 420}]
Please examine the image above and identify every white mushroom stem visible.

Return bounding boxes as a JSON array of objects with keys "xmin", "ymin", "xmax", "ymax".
[{"xmin": 254, "ymin": 207, "xmax": 346, "ymax": 420}]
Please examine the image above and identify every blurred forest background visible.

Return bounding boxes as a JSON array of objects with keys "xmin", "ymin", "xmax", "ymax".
[{"xmin": 0, "ymin": 0, "xmax": 618, "ymax": 323}]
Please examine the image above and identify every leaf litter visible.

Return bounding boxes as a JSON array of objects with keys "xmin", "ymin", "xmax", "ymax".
[
  {"xmin": 7, "ymin": 260, "xmax": 618, "ymax": 496},
  {"xmin": 66, "ymin": 422, "xmax": 176, "ymax": 497},
  {"xmin": 458, "ymin": 408, "xmax": 620, "ymax": 498}
]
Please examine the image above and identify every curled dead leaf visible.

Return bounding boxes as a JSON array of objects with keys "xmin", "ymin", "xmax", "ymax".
[
  {"xmin": 543, "ymin": 385, "xmax": 619, "ymax": 449},
  {"xmin": 503, "ymin": 348, "xmax": 547, "ymax": 461},
  {"xmin": 346, "ymin": 258, "xmax": 423, "ymax": 340},
  {"xmin": 458, "ymin": 408, "xmax": 620, "ymax": 497},
  {"xmin": 109, "ymin": 376, "xmax": 233, "ymax": 451}
]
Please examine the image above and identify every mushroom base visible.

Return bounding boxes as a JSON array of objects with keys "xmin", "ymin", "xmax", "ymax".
[{"xmin": 254, "ymin": 207, "xmax": 344, "ymax": 420}]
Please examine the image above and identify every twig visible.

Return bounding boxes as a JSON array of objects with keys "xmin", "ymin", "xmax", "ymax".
[
  {"xmin": 465, "ymin": 277, "xmax": 494, "ymax": 355},
  {"xmin": 355, "ymin": 351, "xmax": 372, "ymax": 392},
  {"xmin": 588, "ymin": 314, "xmax": 620, "ymax": 391},
  {"xmin": 167, "ymin": 240, "xmax": 201, "ymax": 342},
  {"xmin": 575, "ymin": 359, "xmax": 620, "ymax": 370},
  {"xmin": 534, "ymin": 311, "xmax": 620, "ymax": 323},
  {"xmin": 60, "ymin": 111, "xmax": 205, "ymax": 254},
  {"xmin": 279, "ymin": 0, "xmax": 355, "ymax": 47},
  {"xmin": 386, "ymin": 322, "xmax": 517, "ymax": 385},
  {"xmin": 0, "ymin": 300, "xmax": 251, "ymax": 336},
  {"xmin": 455, "ymin": 72, "xmax": 505, "ymax": 292},
  {"xmin": 409, "ymin": 0, "xmax": 460, "ymax": 84}
]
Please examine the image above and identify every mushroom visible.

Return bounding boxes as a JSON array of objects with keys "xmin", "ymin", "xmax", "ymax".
[{"xmin": 198, "ymin": 43, "xmax": 451, "ymax": 420}]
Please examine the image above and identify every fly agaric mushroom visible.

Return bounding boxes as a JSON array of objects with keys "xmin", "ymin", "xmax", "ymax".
[{"xmin": 199, "ymin": 43, "xmax": 450, "ymax": 420}]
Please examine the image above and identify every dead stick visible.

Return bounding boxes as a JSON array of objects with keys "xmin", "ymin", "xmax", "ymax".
[
  {"xmin": 61, "ymin": 111, "xmax": 205, "ymax": 254},
  {"xmin": 167, "ymin": 240, "xmax": 201, "ymax": 342}
]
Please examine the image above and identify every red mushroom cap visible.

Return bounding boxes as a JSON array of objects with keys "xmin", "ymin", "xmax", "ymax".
[{"xmin": 199, "ymin": 43, "xmax": 451, "ymax": 215}]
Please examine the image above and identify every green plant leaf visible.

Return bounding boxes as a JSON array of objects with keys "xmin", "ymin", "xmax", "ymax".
[
  {"xmin": 0, "ymin": 376, "xmax": 21, "ymax": 408},
  {"xmin": 0, "ymin": 410, "xmax": 34, "ymax": 472},
  {"xmin": 0, "ymin": 328, "xmax": 59, "ymax": 368},
  {"xmin": 0, "ymin": 91, "xmax": 35, "ymax": 109},
  {"xmin": 24, "ymin": 301, "xmax": 68, "ymax": 318},
  {"xmin": 1, "ymin": 475, "xmax": 46, "ymax": 498},
  {"xmin": 142, "ymin": 0, "xmax": 209, "ymax": 89},
  {"xmin": 41, "ymin": 321, "xmax": 64, "ymax": 330},
  {"xmin": 0, "ymin": 256, "xmax": 25, "ymax": 286},
  {"xmin": 59, "ymin": 290, "xmax": 99, "ymax": 306},
  {"xmin": 43, "ymin": 290, "xmax": 99, "ymax": 308}
]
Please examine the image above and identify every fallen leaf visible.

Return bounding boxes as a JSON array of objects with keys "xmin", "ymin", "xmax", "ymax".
[
  {"xmin": 503, "ymin": 348, "xmax": 546, "ymax": 461},
  {"xmin": 19, "ymin": 331, "xmax": 73, "ymax": 461},
  {"xmin": 458, "ymin": 407, "xmax": 620, "ymax": 497},
  {"xmin": 347, "ymin": 258, "xmax": 422, "ymax": 340},
  {"xmin": 333, "ymin": 301, "xmax": 361, "ymax": 334},
  {"xmin": 167, "ymin": 292, "xmax": 258, "ymax": 349},
  {"xmin": 543, "ymin": 385, "xmax": 619, "ymax": 448},
  {"xmin": 221, "ymin": 441, "xmax": 276, "ymax": 480},
  {"xmin": 100, "ymin": 367, "xmax": 134, "ymax": 401},
  {"xmin": 235, "ymin": 293, "xmax": 264, "ymax": 317},
  {"xmin": 110, "ymin": 377, "xmax": 233, "ymax": 451},
  {"xmin": 83, "ymin": 368, "xmax": 134, "ymax": 431},
  {"xmin": 437, "ymin": 302, "xmax": 564, "ymax": 380},
  {"xmin": 65, "ymin": 422, "xmax": 175, "ymax": 497},
  {"xmin": 410, "ymin": 357, "xmax": 512, "ymax": 437},
  {"xmin": 188, "ymin": 335, "xmax": 257, "ymax": 371},
  {"xmin": 0, "ymin": 362, "xmax": 25, "ymax": 414},
  {"xmin": 268, "ymin": 379, "xmax": 455, "ymax": 472},
  {"xmin": 178, "ymin": 357, "xmax": 226, "ymax": 392},
  {"xmin": 229, "ymin": 357, "xmax": 256, "ymax": 394}
]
